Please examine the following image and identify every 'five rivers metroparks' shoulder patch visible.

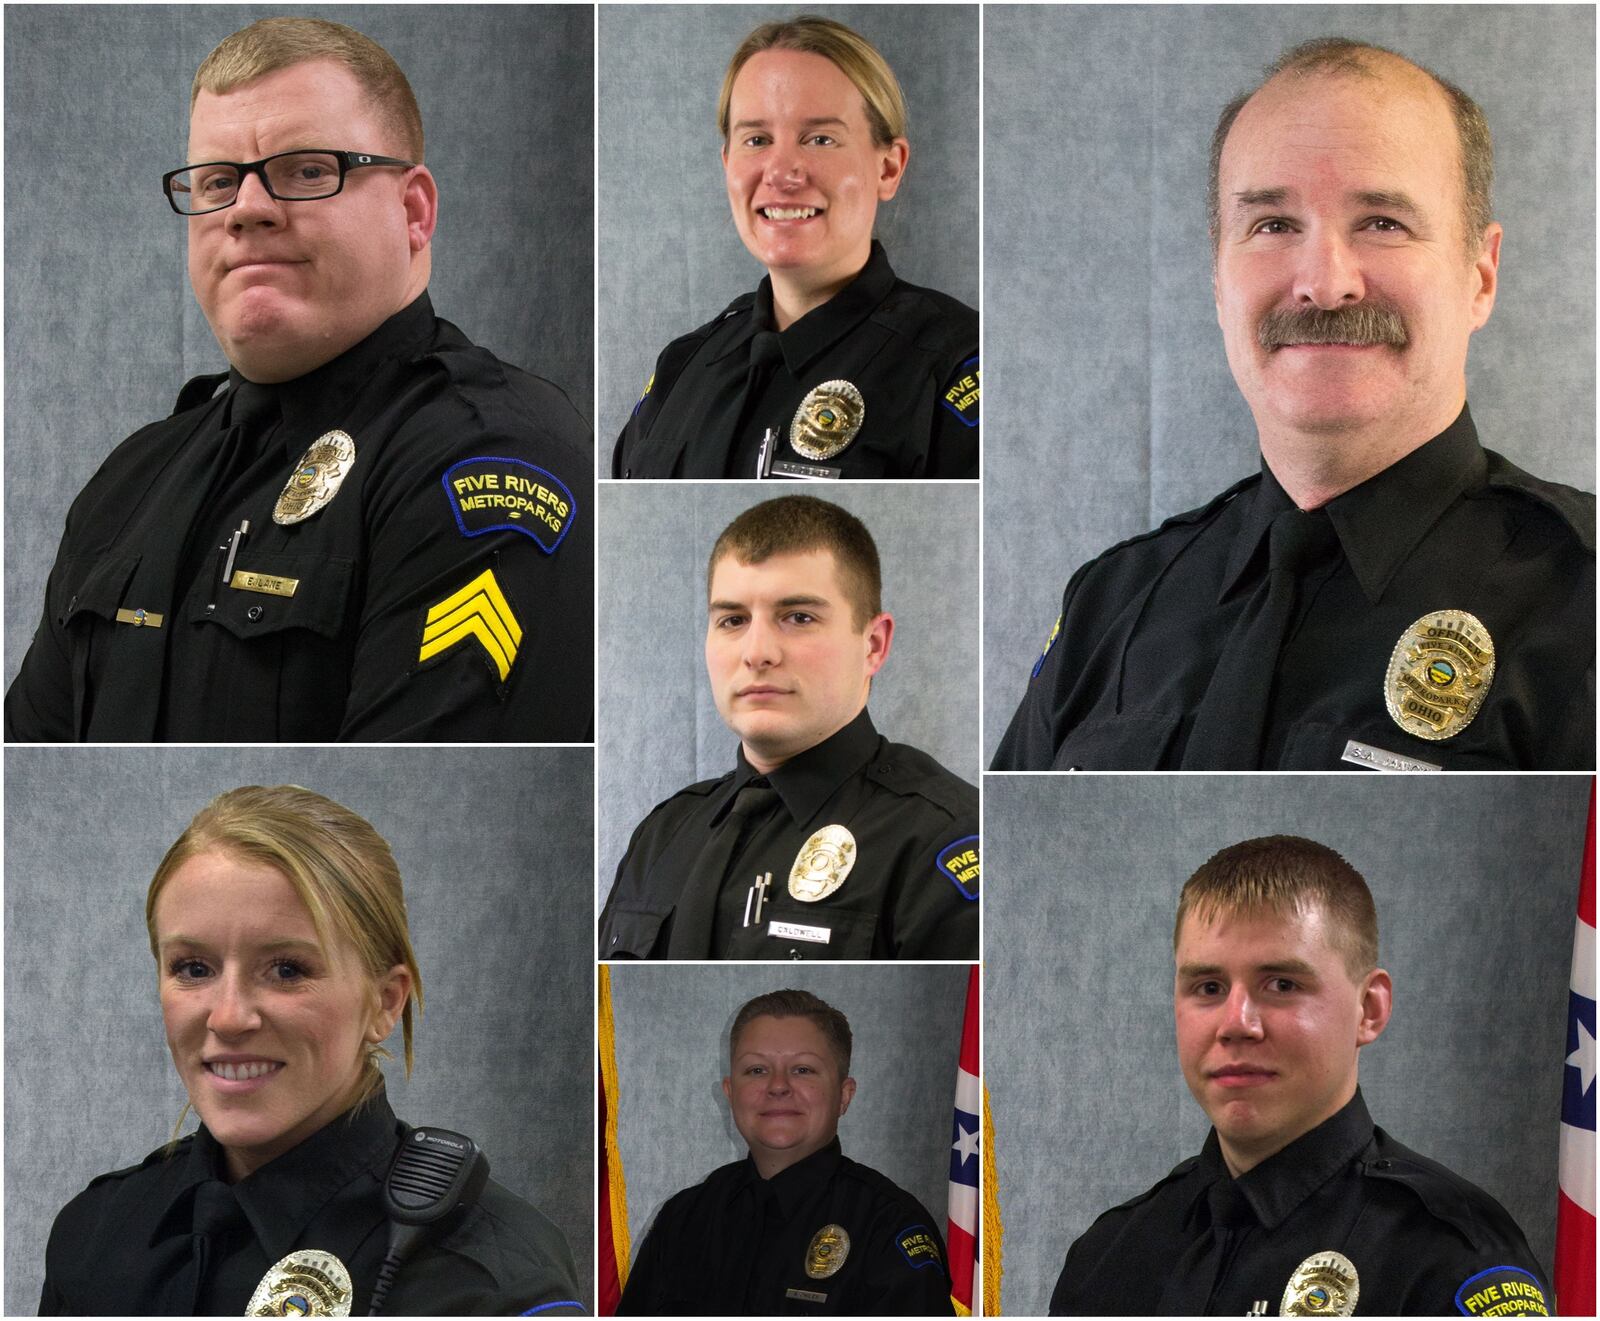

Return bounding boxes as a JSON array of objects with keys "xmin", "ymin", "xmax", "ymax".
[{"xmin": 442, "ymin": 456, "xmax": 576, "ymax": 554}]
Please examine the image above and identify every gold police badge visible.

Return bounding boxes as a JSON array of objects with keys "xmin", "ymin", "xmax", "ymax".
[
  {"xmin": 1383, "ymin": 610, "xmax": 1496, "ymax": 741},
  {"xmin": 805, "ymin": 1223, "xmax": 851, "ymax": 1279},
  {"xmin": 790, "ymin": 381, "xmax": 865, "ymax": 461},
  {"xmin": 246, "ymin": 1249, "xmax": 353, "ymax": 1316},
  {"xmin": 789, "ymin": 825, "xmax": 856, "ymax": 902},
  {"xmin": 274, "ymin": 430, "xmax": 356, "ymax": 525},
  {"xmin": 1280, "ymin": 1250, "xmax": 1359, "ymax": 1316}
]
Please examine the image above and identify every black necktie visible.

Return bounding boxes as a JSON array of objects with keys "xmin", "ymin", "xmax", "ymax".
[
  {"xmin": 1181, "ymin": 506, "xmax": 1339, "ymax": 768},
  {"xmin": 727, "ymin": 331, "xmax": 786, "ymax": 477},
  {"xmin": 1160, "ymin": 1177, "xmax": 1257, "ymax": 1313},
  {"xmin": 667, "ymin": 782, "xmax": 780, "ymax": 958},
  {"xmin": 179, "ymin": 1178, "xmax": 250, "ymax": 1314}
]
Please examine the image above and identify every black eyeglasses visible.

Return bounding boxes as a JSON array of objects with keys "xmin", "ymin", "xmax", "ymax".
[{"xmin": 162, "ymin": 149, "xmax": 415, "ymax": 215}]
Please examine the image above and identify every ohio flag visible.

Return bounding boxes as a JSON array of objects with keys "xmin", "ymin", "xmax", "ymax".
[
  {"xmin": 949, "ymin": 967, "xmax": 979, "ymax": 1314},
  {"xmin": 1556, "ymin": 784, "xmax": 1596, "ymax": 1315}
]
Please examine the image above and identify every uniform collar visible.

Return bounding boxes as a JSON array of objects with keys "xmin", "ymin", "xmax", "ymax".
[
  {"xmin": 739, "ymin": 1137, "xmax": 844, "ymax": 1220},
  {"xmin": 1220, "ymin": 406, "xmax": 1485, "ymax": 605},
  {"xmin": 712, "ymin": 242, "xmax": 898, "ymax": 374},
  {"xmin": 226, "ymin": 292, "xmax": 438, "ymax": 459},
  {"xmin": 1190, "ymin": 1088, "xmax": 1376, "ymax": 1231},
  {"xmin": 148, "ymin": 1090, "xmax": 399, "ymax": 1258},
  {"xmin": 726, "ymin": 708, "xmax": 881, "ymax": 826}
]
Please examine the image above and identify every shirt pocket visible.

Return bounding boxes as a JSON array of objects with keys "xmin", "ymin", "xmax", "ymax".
[
  {"xmin": 729, "ymin": 901, "xmax": 878, "ymax": 960},
  {"xmin": 601, "ymin": 905, "xmax": 670, "ymax": 959},
  {"xmin": 188, "ymin": 552, "xmax": 356, "ymax": 641},
  {"xmin": 55, "ymin": 554, "xmax": 141, "ymax": 629},
  {"xmin": 1050, "ymin": 712, "xmax": 1183, "ymax": 770}
]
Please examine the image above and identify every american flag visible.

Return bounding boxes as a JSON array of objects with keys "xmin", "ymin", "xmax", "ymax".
[
  {"xmin": 1555, "ymin": 784, "xmax": 1595, "ymax": 1315},
  {"xmin": 949, "ymin": 967, "xmax": 980, "ymax": 1314}
]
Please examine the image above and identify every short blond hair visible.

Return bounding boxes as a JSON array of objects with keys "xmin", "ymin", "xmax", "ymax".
[
  {"xmin": 147, "ymin": 785, "xmax": 425, "ymax": 1100},
  {"xmin": 193, "ymin": 17, "xmax": 424, "ymax": 160},
  {"xmin": 717, "ymin": 15, "xmax": 907, "ymax": 146},
  {"xmin": 1174, "ymin": 835, "xmax": 1379, "ymax": 979}
]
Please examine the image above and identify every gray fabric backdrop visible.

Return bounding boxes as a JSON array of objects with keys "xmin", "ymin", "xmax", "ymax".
[
  {"xmin": 596, "ymin": 483, "xmax": 979, "ymax": 906},
  {"xmin": 984, "ymin": 773, "xmax": 1589, "ymax": 1317},
  {"xmin": 608, "ymin": 963, "xmax": 968, "ymax": 1270},
  {"xmin": 596, "ymin": 3, "xmax": 980, "ymax": 449},
  {"xmin": 4, "ymin": 4, "xmax": 596, "ymax": 692},
  {"xmin": 3, "ymin": 746, "xmax": 595, "ymax": 1315},
  {"xmin": 981, "ymin": 4, "xmax": 1597, "ymax": 760}
]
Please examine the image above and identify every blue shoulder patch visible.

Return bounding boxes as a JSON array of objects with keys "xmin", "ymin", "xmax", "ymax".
[
  {"xmin": 442, "ymin": 456, "xmax": 576, "ymax": 554},
  {"xmin": 1454, "ymin": 1266, "xmax": 1548, "ymax": 1316},
  {"xmin": 1031, "ymin": 614, "xmax": 1062, "ymax": 678},
  {"xmin": 937, "ymin": 835, "xmax": 980, "ymax": 901},
  {"xmin": 940, "ymin": 355, "xmax": 979, "ymax": 428},
  {"xmin": 896, "ymin": 1223, "xmax": 943, "ymax": 1271}
]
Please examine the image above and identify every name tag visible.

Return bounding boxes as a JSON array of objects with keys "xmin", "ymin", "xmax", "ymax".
[
  {"xmin": 230, "ymin": 569, "xmax": 300, "ymax": 598},
  {"xmin": 785, "ymin": 1289, "xmax": 827, "ymax": 1303},
  {"xmin": 768, "ymin": 920, "xmax": 831, "ymax": 944},
  {"xmin": 1341, "ymin": 739, "xmax": 1442, "ymax": 773}
]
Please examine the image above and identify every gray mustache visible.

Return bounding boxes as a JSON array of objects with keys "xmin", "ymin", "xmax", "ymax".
[{"xmin": 1257, "ymin": 303, "xmax": 1408, "ymax": 350}]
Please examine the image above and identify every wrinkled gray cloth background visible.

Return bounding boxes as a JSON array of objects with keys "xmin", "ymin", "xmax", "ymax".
[
  {"xmin": 982, "ymin": 4, "xmax": 1596, "ymax": 759},
  {"xmin": 4, "ymin": 746, "xmax": 595, "ymax": 1314},
  {"xmin": 985, "ymin": 772, "xmax": 1587, "ymax": 1316},
  {"xmin": 5, "ymin": 4, "xmax": 596, "ymax": 691},
  {"xmin": 596, "ymin": 483, "xmax": 978, "ymax": 908},
  {"xmin": 609, "ymin": 963, "xmax": 968, "ymax": 1272},
  {"xmin": 597, "ymin": 3, "xmax": 980, "ymax": 451}
]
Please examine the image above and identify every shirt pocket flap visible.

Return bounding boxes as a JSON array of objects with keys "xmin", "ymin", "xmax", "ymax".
[
  {"xmin": 192, "ymin": 553, "xmax": 356, "ymax": 641},
  {"xmin": 602, "ymin": 905, "xmax": 670, "ymax": 959},
  {"xmin": 56, "ymin": 554, "xmax": 140, "ymax": 627},
  {"xmin": 1051, "ymin": 712, "xmax": 1183, "ymax": 770}
]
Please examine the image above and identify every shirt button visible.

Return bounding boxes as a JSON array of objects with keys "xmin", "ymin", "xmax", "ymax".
[
  {"xmin": 1373, "ymin": 1159, "xmax": 1392, "ymax": 1170},
  {"xmin": 624, "ymin": 468, "xmax": 632, "ymax": 478},
  {"xmin": 788, "ymin": 948, "xmax": 802, "ymax": 960},
  {"xmin": 246, "ymin": 605, "xmax": 264, "ymax": 622}
]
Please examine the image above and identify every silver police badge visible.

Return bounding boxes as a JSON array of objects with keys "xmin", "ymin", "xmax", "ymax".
[
  {"xmin": 1383, "ymin": 609, "xmax": 1496, "ymax": 742},
  {"xmin": 245, "ymin": 1249, "xmax": 353, "ymax": 1316},
  {"xmin": 790, "ymin": 381, "xmax": 865, "ymax": 461},
  {"xmin": 788, "ymin": 825, "xmax": 856, "ymax": 902},
  {"xmin": 1280, "ymin": 1250, "xmax": 1359, "ymax": 1316},
  {"xmin": 274, "ymin": 431, "xmax": 356, "ymax": 525},
  {"xmin": 804, "ymin": 1223, "xmax": 851, "ymax": 1279}
]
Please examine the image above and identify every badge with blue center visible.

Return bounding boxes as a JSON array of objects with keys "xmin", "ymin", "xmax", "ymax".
[
  {"xmin": 247, "ymin": 1249, "xmax": 352, "ymax": 1315},
  {"xmin": 790, "ymin": 380, "xmax": 864, "ymax": 461},
  {"xmin": 274, "ymin": 431, "xmax": 356, "ymax": 525},
  {"xmin": 805, "ymin": 1224, "xmax": 850, "ymax": 1279},
  {"xmin": 1280, "ymin": 1250, "xmax": 1358, "ymax": 1316},
  {"xmin": 1383, "ymin": 610, "xmax": 1496, "ymax": 741}
]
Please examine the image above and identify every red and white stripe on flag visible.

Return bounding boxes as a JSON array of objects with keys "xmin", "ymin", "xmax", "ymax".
[
  {"xmin": 949, "ymin": 967, "xmax": 980, "ymax": 1314},
  {"xmin": 1556, "ymin": 783, "xmax": 1596, "ymax": 1315}
]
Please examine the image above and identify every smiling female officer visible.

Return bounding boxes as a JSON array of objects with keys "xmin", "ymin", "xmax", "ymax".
[{"xmin": 613, "ymin": 17, "xmax": 978, "ymax": 480}]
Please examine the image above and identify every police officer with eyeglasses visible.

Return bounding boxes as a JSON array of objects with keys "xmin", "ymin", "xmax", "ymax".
[{"xmin": 6, "ymin": 16, "xmax": 592, "ymax": 743}]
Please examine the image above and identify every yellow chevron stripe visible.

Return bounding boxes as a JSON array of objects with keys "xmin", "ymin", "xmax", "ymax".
[{"xmin": 418, "ymin": 569, "xmax": 522, "ymax": 681}]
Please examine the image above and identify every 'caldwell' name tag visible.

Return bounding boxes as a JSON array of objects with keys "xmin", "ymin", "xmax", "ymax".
[
  {"xmin": 1340, "ymin": 740, "xmax": 1442, "ymax": 773},
  {"xmin": 768, "ymin": 920, "xmax": 831, "ymax": 945},
  {"xmin": 785, "ymin": 1289, "xmax": 828, "ymax": 1304},
  {"xmin": 230, "ymin": 569, "xmax": 300, "ymax": 598}
]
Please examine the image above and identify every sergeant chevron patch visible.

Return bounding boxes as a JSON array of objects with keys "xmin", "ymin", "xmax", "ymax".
[{"xmin": 417, "ymin": 568, "xmax": 523, "ymax": 682}]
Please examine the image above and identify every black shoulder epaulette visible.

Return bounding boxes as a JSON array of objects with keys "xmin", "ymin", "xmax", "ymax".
[
  {"xmin": 652, "ymin": 772, "xmax": 733, "ymax": 812},
  {"xmin": 866, "ymin": 744, "xmax": 976, "ymax": 819},
  {"xmin": 171, "ymin": 372, "xmax": 229, "ymax": 416},
  {"xmin": 1085, "ymin": 1154, "xmax": 1202, "ymax": 1229},
  {"xmin": 1482, "ymin": 450, "xmax": 1596, "ymax": 554},
  {"xmin": 1363, "ymin": 1128, "xmax": 1523, "ymax": 1250},
  {"xmin": 84, "ymin": 1136, "xmax": 191, "ymax": 1191}
]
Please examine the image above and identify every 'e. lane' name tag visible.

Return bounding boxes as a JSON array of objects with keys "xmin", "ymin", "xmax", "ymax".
[
  {"xmin": 229, "ymin": 569, "xmax": 300, "ymax": 598},
  {"xmin": 767, "ymin": 920, "xmax": 831, "ymax": 944}
]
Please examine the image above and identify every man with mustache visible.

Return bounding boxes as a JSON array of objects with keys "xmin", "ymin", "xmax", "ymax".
[
  {"xmin": 598, "ymin": 496, "xmax": 978, "ymax": 960},
  {"xmin": 1050, "ymin": 835, "xmax": 1550, "ymax": 1316},
  {"xmin": 993, "ymin": 37, "xmax": 1594, "ymax": 771},
  {"xmin": 5, "ymin": 17, "xmax": 591, "ymax": 742}
]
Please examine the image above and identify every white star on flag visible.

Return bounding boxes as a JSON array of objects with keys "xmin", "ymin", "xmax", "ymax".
[
  {"xmin": 1568, "ymin": 1017, "xmax": 1596, "ymax": 1097},
  {"xmin": 953, "ymin": 1117, "xmax": 980, "ymax": 1163}
]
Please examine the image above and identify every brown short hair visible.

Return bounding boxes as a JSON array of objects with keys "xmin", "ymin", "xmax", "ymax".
[
  {"xmin": 147, "ymin": 785, "xmax": 425, "ymax": 1100},
  {"xmin": 717, "ymin": 15, "xmax": 907, "ymax": 146},
  {"xmin": 708, "ymin": 495, "xmax": 883, "ymax": 630},
  {"xmin": 1174, "ymin": 835, "xmax": 1379, "ymax": 978},
  {"xmin": 1208, "ymin": 37, "xmax": 1493, "ymax": 256},
  {"xmin": 730, "ymin": 988, "xmax": 853, "ymax": 1076},
  {"xmin": 193, "ymin": 17, "xmax": 424, "ymax": 161}
]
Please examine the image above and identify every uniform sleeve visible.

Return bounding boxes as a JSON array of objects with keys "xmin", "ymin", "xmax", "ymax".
[
  {"xmin": 4, "ymin": 543, "xmax": 79, "ymax": 740},
  {"xmin": 336, "ymin": 396, "xmax": 593, "ymax": 742},
  {"xmin": 1404, "ymin": 1242, "xmax": 1553, "ymax": 1317},
  {"xmin": 611, "ymin": 331, "xmax": 708, "ymax": 479},
  {"xmin": 892, "ymin": 826, "xmax": 979, "ymax": 958},
  {"xmin": 991, "ymin": 564, "xmax": 1092, "ymax": 770},
  {"xmin": 614, "ymin": 1221, "xmax": 663, "ymax": 1316},
  {"xmin": 929, "ymin": 352, "xmax": 980, "ymax": 478},
  {"xmin": 855, "ymin": 1218, "xmax": 956, "ymax": 1316}
]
